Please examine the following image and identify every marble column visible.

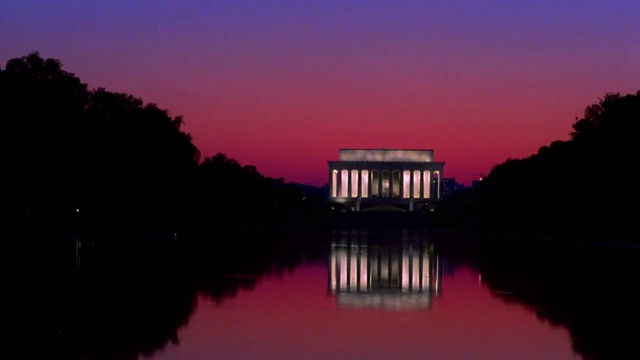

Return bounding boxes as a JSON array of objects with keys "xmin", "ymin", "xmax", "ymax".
[{"xmin": 409, "ymin": 170, "xmax": 414, "ymax": 199}]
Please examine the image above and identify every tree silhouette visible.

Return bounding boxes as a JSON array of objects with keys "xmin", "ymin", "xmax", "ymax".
[
  {"xmin": 0, "ymin": 52, "xmax": 89, "ymax": 234},
  {"xmin": 0, "ymin": 52, "xmax": 204, "ymax": 235},
  {"xmin": 79, "ymin": 88, "xmax": 200, "ymax": 232},
  {"xmin": 186, "ymin": 153, "xmax": 311, "ymax": 229},
  {"xmin": 1, "ymin": 51, "xmax": 319, "ymax": 237},
  {"xmin": 443, "ymin": 91, "xmax": 640, "ymax": 241}
]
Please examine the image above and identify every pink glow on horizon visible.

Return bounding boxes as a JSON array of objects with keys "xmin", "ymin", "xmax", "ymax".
[{"xmin": 2, "ymin": 1, "xmax": 639, "ymax": 186}]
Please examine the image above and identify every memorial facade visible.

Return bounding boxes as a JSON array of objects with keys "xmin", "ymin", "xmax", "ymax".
[{"xmin": 328, "ymin": 149, "xmax": 445, "ymax": 211}]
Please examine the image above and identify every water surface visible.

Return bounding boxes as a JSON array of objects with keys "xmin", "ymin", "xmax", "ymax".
[{"xmin": 2, "ymin": 228, "xmax": 638, "ymax": 359}]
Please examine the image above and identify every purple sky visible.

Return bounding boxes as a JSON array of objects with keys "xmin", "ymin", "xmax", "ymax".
[{"xmin": 2, "ymin": 0, "xmax": 639, "ymax": 185}]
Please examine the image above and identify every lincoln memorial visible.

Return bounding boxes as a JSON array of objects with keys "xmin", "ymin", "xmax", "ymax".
[{"xmin": 328, "ymin": 149, "xmax": 445, "ymax": 211}]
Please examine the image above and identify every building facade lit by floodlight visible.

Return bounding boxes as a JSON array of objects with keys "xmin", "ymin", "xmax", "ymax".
[{"xmin": 328, "ymin": 149, "xmax": 445, "ymax": 211}]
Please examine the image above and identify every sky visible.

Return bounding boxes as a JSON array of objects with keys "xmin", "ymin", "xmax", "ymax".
[{"xmin": 2, "ymin": 0, "xmax": 639, "ymax": 186}]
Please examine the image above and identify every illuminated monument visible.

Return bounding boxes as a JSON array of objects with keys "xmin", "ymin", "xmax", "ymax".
[
  {"xmin": 328, "ymin": 230, "xmax": 442, "ymax": 310},
  {"xmin": 328, "ymin": 149, "xmax": 445, "ymax": 211}
]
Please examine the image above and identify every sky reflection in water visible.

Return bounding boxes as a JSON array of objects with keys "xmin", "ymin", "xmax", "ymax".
[{"xmin": 153, "ymin": 232, "xmax": 577, "ymax": 360}]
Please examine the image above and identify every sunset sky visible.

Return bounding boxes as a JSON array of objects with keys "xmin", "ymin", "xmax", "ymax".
[{"xmin": 2, "ymin": 1, "xmax": 639, "ymax": 186}]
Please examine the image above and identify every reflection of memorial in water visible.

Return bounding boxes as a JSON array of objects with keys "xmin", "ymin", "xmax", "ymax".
[{"xmin": 328, "ymin": 230, "xmax": 442, "ymax": 310}]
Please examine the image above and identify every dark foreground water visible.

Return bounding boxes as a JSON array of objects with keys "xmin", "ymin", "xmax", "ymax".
[{"xmin": 1, "ymin": 228, "xmax": 638, "ymax": 359}]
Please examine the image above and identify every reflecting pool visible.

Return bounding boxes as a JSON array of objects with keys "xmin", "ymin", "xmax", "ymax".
[{"xmin": 2, "ymin": 228, "xmax": 638, "ymax": 359}]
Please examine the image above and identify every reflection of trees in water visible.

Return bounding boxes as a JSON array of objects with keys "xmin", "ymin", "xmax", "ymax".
[
  {"xmin": 432, "ymin": 231, "xmax": 640, "ymax": 360},
  {"xmin": 0, "ymin": 231, "xmax": 326, "ymax": 359},
  {"xmin": 68, "ymin": 274, "xmax": 197, "ymax": 359},
  {"xmin": 189, "ymin": 231, "xmax": 326, "ymax": 303},
  {"xmin": 0, "ymin": 237, "xmax": 197, "ymax": 359}
]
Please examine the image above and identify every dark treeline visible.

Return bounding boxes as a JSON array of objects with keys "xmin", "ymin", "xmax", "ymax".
[
  {"xmin": 3, "ymin": 51, "xmax": 637, "ymax": 242},
  {"xmin": 0, "ymin": 52, "xmax": 329, "ymax": 238},
  {"xmin": 434, "ymin": 90, "xmax": 638, "ymax": 243}
]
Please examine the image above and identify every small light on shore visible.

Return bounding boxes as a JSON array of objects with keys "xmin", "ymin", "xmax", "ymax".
[{"xmin": 76, "ymin": 208, "xmax": 80, "ymax": 213}]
